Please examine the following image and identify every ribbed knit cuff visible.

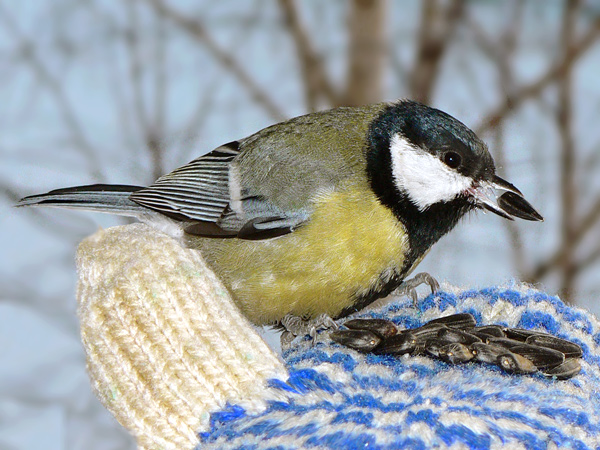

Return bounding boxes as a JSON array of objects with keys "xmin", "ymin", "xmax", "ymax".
[{"xmin": 76, "ymin": 224, "xmax": 288, "ymax": 450}]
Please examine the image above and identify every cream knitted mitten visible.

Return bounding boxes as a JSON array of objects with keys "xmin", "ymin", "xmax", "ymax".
[{"xmin": 76, "ymin": 223, "xmax": 287, "ymax": 450}]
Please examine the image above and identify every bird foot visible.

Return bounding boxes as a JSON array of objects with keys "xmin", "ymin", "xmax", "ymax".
[
  {"xmin": 394, "ymin": 272, "xmax": 440, "ymax": 307},
  {"xmin": 280, "ymin": 313, "xmax": 338, "ymax": 349}
]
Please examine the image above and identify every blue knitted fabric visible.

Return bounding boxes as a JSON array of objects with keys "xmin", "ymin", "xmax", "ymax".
[{"xmin": 197, "ymin": 284, "xmax": 600, "ymax": 449}]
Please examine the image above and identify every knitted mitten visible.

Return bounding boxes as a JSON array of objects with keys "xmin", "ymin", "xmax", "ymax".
[
  {"xmin": 76, "ymin": 224, "xmax": 600, "ymax": 449},
  {"xmin": 226, "ymin": 285, "xmax": 600, "ymax": 449},
  {"xmin": 76, "ymin": 224, "xmax": 287, "ymax": 450}
]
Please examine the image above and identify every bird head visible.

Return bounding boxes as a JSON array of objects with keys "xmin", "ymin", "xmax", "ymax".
[{"xmin": 368, "ymin": 100, "xmax": 543, "ymax": 222}]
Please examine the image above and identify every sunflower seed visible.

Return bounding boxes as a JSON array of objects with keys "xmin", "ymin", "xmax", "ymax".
[
  {"xmin": 497, "ymin": 352, "xmax": 538, "ymax": 374},
  {"xmin": 330, "ymin": 313, "xmax": 582, "ymax": 380},
  {"xmin": 468, "ymin": 332, "xmax": 493, "ymax": 343},
  {"xmin": 438, "ymin": 343, "xmax": 474, "ymax": 363},
  {"xmin": 424, "ymin": 338, "xmax": 447, "ymax": 357},
  {"xmin": 487, "ymin": 337, "xmax": 527, "ymax": 349},
  {"xmin": 470, "ymin": 342, "xmax": 507, "ymax": 364},
  {"xmin": 503, "ymin": 328, "xmax": 543, "ymax": 341},
  {"xmin": 525, "ymin": 334, "xmax": 583, "ymax": 358},
  {"xmin": 508, "ymin": 344, "xmax": 565, "ymax": 370},
  {"xmin": 472, "ymin": 325, "xmax": 505, "ymax": 338},
  {"xmin": 411, "ymin": 324, "xmax": 448, "ymax": 342},
  {"xmin": 437, "ymin": 327, "xmax": 482, "ymax": 345},
  {"xmin": 343, "ymin": 318, "xmax": 398, "ymax": 339},
  {"xmin": 425, "ymin": 313, "xmax": 476, "ymax": 329},
  {"xmin": 542, "ymin": 359, "xmax": 582, "ymax": 380},
  {"xmin": 330, "ymin": 329, "xmax": 381, "ymax": 352},
  {"xmin": 375, "ymin": 331, "xmax": 416, "ymax": 355}
]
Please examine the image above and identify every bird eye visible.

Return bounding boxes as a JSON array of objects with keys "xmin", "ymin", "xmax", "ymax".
[{"xmin": 443, "ymin": 152, "xmax": 461, "ymax": 169}]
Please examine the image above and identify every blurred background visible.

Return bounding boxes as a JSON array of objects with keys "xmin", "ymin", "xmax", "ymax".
[{"xmin": 1, "ymin": 0, "xmax": 600, "ymax": 448}]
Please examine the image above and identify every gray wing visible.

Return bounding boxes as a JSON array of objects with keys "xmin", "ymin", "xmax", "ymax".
[
  {"xmin": 130, "ymin": 105, "xmax": 381, "ymax": 239},
  {"xmin": 129, "ymin": 141, "xmax": 308, "ymax": 239}
]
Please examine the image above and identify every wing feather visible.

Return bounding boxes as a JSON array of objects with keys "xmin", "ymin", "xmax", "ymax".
[
  {"xmin": 130, "ymin": 140, "xmax": 307, "ymax": 239},
  {"xmin": 128, "ymin": 103, "xmax": 377, "ymax": 239},
  {"xmin": 130, "ymin": 141, "xmax": 239, "ymax": 223}
]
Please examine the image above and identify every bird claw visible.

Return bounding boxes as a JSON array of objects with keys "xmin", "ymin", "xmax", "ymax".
[
  {"xmin": 394, "ymin": 272, "xmax": 440, "ymax": 307},
  {"xmin": 280, "ymin": 313, "xmax": 338, "ymax": 349}
]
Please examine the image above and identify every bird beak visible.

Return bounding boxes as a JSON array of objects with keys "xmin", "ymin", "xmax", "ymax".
[{"xmin": 468, "ymin": 175, "xmax": 543, "ymax": 221}]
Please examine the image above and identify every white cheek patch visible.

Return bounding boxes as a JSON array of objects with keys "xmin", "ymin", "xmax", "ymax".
[{"xmin": 390, "ymin": 134, "xmax": 473, "ymax": 211}]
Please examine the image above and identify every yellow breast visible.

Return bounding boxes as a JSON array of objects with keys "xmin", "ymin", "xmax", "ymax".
[{"xmin": 194, "ymin": 186, "xmax": 410, "ymax": 325}]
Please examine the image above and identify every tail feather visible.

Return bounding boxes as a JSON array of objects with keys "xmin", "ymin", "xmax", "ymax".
[{"xmin": 16, "ymin": 184, "xmax": 147, "ymax": 216}]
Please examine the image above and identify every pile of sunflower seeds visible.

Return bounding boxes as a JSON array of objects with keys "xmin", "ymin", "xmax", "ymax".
[{"xmin": 330, "ymin": 313, "xmax": 582, "ymax": 379}]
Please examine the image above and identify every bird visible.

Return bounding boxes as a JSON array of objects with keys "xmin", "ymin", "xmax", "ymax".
[{"xmin": 18, "ymin": 99, "xmax": 543, "ymax": 330}]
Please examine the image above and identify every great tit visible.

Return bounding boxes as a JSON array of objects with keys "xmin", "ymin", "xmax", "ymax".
[{"xmin": 18, "ymin": 100, "xmax": 542, "ymax": 326}]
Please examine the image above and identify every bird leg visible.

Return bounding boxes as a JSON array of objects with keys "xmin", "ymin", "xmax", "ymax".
[
  {"xmin": 280, "ymin": 313, "xmax": 338, "ymax": 349},
  {"xmin": 394, "ymin": 272, "xmax": 440, "ymax": 307}
]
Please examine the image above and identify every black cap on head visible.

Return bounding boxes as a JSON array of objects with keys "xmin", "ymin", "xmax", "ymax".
[{"xmin": 369, "ymin": 100, "xmax": 495, "ymax": 183}]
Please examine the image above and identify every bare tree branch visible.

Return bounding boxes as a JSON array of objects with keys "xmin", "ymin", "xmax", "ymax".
[
  {"xmin": 527, "ymin": 195, "xmax": 600, "ymax": 282},
  {"xmin": 153, "ymin": 9, "xmax": 168, "ymax": 142},
  {"xmin": 343, "ymin": 0, "xmax": 388, "ymax": 106},
  {"xmin": 0, "ymin": 3, "xmax": 104, "ymax": 180},
  {"xmin": 409, "ymin": 0, "xmax": 465, "ymax": 104},
  {"xmin": 467, "ymin": 1, "xmax": 527, "ymax": 275},
  {"xmin": 278, "ymin": 0, "xmax": 338, "ymax": 110},
  {"xmin": 556, "ymin": 0, "xmax": 580, "ymax": 303},
  {"xmin": 475, "ymin": 13, "xmax": 600, "ymax": 134},
  {"xmin": 466, "ymin": 1, "xmax": 524, "ymax": 92},
  {"xmin": 469, "ymin": 1, "xmax": 600, "ymax": 299},
  {"xmin": 124, "ymin": 2, "xmax": 169, "ymax": 182},
  {"xmin": 125, "ymin": 2, "xmax": 149, "ymax": 136},
  {"xmin": 573, "ymin": 244, "xmax": 600, "ymax": 275},
  {"xmin": 493, "ymin": 128, "xmax": 528, "ymax": 275},
  {"xmin": 176, "ymin": 77, "xmax": 221, "ymax": 161},
  {"xmin": 142, "ymin": 0, "xmax": 286, "ymax": 121},
  {"xmin": 148, "ymin": 9, "xmax": 168, "ymax": 181}
]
